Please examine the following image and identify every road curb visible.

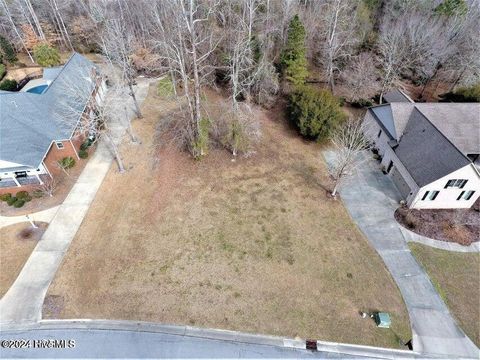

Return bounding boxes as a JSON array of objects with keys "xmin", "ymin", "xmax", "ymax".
[{"xmin": 0, "ymin": 319, "xmax": 432, "ymax": 358}]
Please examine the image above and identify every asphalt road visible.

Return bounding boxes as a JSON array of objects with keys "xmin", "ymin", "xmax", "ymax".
[{"xmin": 0, "ymin": 320, "xmax": 425, "ymax": 359}]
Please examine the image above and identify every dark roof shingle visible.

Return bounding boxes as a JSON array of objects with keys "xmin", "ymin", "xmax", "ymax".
[{"xmin": 394, "ymin": 108, "xmax": 471, "ymax": 186}]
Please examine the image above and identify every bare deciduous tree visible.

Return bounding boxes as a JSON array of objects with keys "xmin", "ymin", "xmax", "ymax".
[
  {"xmin": 318, "ymin": 0, "xmax": 359, "ymax": 93},
  {"xmin": 251, "ymin": 59, "xmax": 279, "ymax": 107},
  {"xmin": 149, "ymin": 0, "xmax": 220, "ymax": 158},
  {"xmin": 36, "ymin": 177, "xmax": 57, "ymax": 197},
  {"xmin": 0, "ymin": 0, "xmax": 34, "ymax": 62},
  {"xmin": 329, "ymin": 118, "xmax": 369, "ymax": 197},
  {"xmin": 100, "ymin": 17, "xmax": 143, "ymax": 118},
  {"xmin": 377, "ymin": 16, "xmax": 410, "ymax": 103},
  {"xmin": 340, "ymin": 52, "xmax": 379, "ymax": 102},
  {"xmin": 214, "ymin": 102, "xmax": 261, "ymax": 157}
]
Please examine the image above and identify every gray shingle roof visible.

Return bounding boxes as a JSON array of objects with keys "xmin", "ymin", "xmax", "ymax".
[
  {"xmin": 415, "ymin": 103, "xmax": 480, "ymax": 155},
  {"xmin": 394, "ymin": 108, "xmax": 471, "ymax": 186},
  {"xmin": 42, "ymin": 67, "xmax": 62, "ymax": 81},
  {"xmin": 370, "ymin": 104, "xmax": 396, "ymax": 138},
  {"xmin": 0, "ymin": 53, "xmax": 96, "ymax": 168},
  {"xmin": 383, "ymin": 89, "xmax": 414, "ymax": 103},
  {"xmin": 369, "ymin": 102, "xmax": 480, "ymax": 155}
]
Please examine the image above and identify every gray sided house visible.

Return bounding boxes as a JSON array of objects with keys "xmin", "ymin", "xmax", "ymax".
[
  {"xmin": 364, "ymin": 92, "xmax": 480, "ymax": 209},
  {"xmin": 0, "ymin": 53, "xmax": 106, "ymax": 192}
]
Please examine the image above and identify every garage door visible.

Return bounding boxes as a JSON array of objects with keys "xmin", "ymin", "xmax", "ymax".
[{"xmin": 390, "ymin": 166, "xmax": 411, "ymax": 199}]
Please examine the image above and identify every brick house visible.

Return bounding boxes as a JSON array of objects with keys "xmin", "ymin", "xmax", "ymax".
[
  {"xmin": 364, "ymin": 90, "xmax": 480, "ymax": 209},
  {"xmin": 0, "ymin": 53, "xmax": 106, "ymax": 195}
]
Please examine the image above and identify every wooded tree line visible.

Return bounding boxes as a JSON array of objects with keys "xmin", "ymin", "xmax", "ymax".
[{"xmin": 1, "ymin": 0, "xmax": 479, "ymax": 157}]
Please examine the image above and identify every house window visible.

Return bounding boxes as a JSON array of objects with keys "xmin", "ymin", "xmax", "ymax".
[
  {"xmin": 387, "ymin": 161, "xmax": 393, "ymax": 173},
  {"xmin": 465, "ymin": 191, "xmax": 475, "ymax": 200},
  {"xmin": 377, "ymin": 130, "xmax": 382, "ymax": 138},
  {"xmin": 457, "ymin": 190, "xmax": 475, "ymax": 201},
  {"xmin": 429, "ymin": 191, "xmax": 439, "ymax": 200},
  {"xmin": 444, "ymin": 179, "xmax": 467, "ymax": 188},
  {"xmin": 467, "ymin": 154, "xmax": 479, "ymax": 162},
  {"xmin": 55, "ymin": 141, "xmax": 64, "ymax": 149}
]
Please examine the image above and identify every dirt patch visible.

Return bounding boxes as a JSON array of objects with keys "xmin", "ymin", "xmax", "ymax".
[
  {"xmin": 395, "ymin": 207, "xmax": 479, "ymax": 246},
  {"xmin": 46, "ymin": 83, "xmax": 411, "ymax": 349},
  {"xmin": 0, "ymin": 222, "xmax": 48, "ymax": 298},
  {"xmin": 43, "ymin": 295, "xmax": 65, "ymax": 318}
]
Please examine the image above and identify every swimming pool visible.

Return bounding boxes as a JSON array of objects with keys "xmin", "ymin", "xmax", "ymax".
[{"xmin": 26, "ymin": 84, "xmax": 48, "ymax": 94}]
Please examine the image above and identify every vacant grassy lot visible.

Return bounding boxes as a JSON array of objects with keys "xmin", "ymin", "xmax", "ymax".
[
  {"xmin": 0, "ymin": 222, "xmax": 47, "ymax": 298},
  {"xmin": 410, "ymin": 243, "xmax": 480, "ymax": 346},
  {"xmin": 46, "ymin": 84, "xmax": 410, "ymax": 348}
]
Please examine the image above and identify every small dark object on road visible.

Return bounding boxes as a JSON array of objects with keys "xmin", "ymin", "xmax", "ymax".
[{"xmin": 306, "ymin": 339, "xmax": 318, "ymax": 351}]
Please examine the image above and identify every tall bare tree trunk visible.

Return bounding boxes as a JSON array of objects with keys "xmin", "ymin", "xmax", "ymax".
[
  {"xmin": 51, "ymin": 0, "xmax": 74, "ymax": 50},
  {"xmin": 124, "ymin": 106, "xmax": 138, "ymax": 143},
  {"xmin": 0, "ymin": 0, "xmax": 34, "ymax": 63},
  {"xmin": 24, "ymin": 0, "xmax": 45, "ymax": 41},
  {"xmin": 128, "ymin": 81, "xmax": 143, "ymax": 119},
  {"xmin": 449, "ymin": 66, "xmax": 467, "ymax": 92},
  {"xmin": 420, "ymin": 63, "xmax": 441, "ymax": 99},
  {"xmin": 106, "ymin": 133, "xmax": 125, "ymax": 173}
]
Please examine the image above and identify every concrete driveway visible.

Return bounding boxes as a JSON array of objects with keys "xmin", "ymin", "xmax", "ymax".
[{"xmin": 323, "ymin": 150, "xmax": 479, "ymax": 359}]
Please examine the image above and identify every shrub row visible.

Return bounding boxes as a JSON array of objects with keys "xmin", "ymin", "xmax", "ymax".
[
  {"xmin": 0, "ymin": 78, "xmax": 17, "ymax": 91},
  {"xmin": 0, "ymin": 191, "xmax": 32, "ymax": 208}
]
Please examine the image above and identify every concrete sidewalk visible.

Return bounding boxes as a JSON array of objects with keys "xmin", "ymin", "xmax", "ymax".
[
  {"xmin": 0, "ymin": 79, "xmax": 153, "ymax": 325},
  {"xmin": 323, "ymin": 150, "xmax": 479, "ymax": 359},
  {"xmin": 0, "ymin": 206, "xmax": 60, "ymax": 229}
]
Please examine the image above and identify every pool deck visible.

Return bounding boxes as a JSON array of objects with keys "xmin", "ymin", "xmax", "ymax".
[{"xmin": 21, "ymin": 78, "xmax": 50, "ymax": 93}]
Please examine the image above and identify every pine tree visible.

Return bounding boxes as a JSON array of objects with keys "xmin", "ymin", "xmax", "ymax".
[
  {"xmin": 280, "ymin": 15, "xmax": 308, "ymax": 86},
  {"xmin": 287, "ymin": 85, "xmax": 346, "ymax": 141},
  {"xmin": 435, "ymin": 0, "xmax": 468, "ymax": 17},
  {"xmin": 33, "ymin": 43, "xmax": 61, "ymax": 67}
]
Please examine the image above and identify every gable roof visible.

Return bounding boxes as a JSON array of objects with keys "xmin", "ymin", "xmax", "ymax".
[
  {"xmin": 368, "ymin": 98, "xmax": 479, "ymax": 186},
  {"xmin": 394, "ymin": 108, "xmax": 471, "ymax": 186},
  {"xmin": 369, "ymin": 102, "xmax": 480, "ymax": 156},
  {"xmin": 0, "ymin": 53, "xmax": 96, "ymax": 168},
  {"xmin": 415, "ymin": 103, "xmax": 480, "ymax": 155}
]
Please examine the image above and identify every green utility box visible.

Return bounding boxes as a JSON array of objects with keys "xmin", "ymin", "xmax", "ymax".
[{"xmin": 374, "ymin": 312, "xmax": 391, "ymax": 328}]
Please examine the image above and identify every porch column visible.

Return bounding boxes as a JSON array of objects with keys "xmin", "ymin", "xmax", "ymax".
[
  {"xmin": 35, "ymin": 173, "xmax": 43, "ymax": 185},
  {"xmin": 70, "ymin": 139, "xmax": 81, "ymax": 160},
  {"xmin": 12, "ymin": 176, "xmax": 21, "ymax": 187}
]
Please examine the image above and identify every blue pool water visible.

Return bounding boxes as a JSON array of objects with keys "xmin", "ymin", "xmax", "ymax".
[{"xmin": 26, "ymin": 84, "xmax": 48, "ymax": 94}]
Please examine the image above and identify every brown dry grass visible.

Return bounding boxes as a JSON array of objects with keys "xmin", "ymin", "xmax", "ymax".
[
  {"xmin": 45, "ymin": 84, "xmax": 411, "ymax": 348},
  {"xmin": 409, "ymin": 243, "xmax": 480, "ymax": 347},
  {"xmin": 0, "ymin": 222, "xmax": 48, "ymax": 298}
]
